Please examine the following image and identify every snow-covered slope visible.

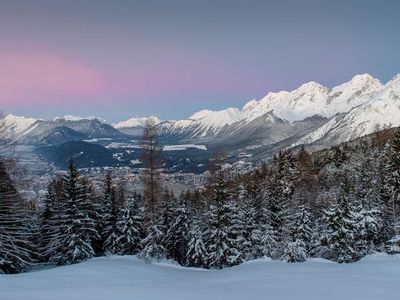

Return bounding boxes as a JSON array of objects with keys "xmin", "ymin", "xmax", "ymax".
[
  {"xmin": 157, "ymin": 74, "xmax": 384, "ymax": 139},
  {"xmin": 0, "ymin": 114, "xmax": 38, "ymax": 140},
  {"xmin": 243, "ymin": 74, "xmax": 382, "ymax": 122},
  {"xmin": 293, "ymin": 74, "xmax": 400, "ymax": 147},
  {"xmin": 114, "ymin": 116, "xmax": 161, "ymax": 129},
  {"xmin": 0, "ymin": 114, "xmax": 125, "ymax": 145},
  {"xmin": 1, "ymin": 254, "xmax": 399, "ymax": 300},
  {"xmin": 54, "ymin": 115, "xmax": 107, "ymax": 123},
  {"xmin": 2, "ymin": 73, "xmax": 398, "ymax": 152}
]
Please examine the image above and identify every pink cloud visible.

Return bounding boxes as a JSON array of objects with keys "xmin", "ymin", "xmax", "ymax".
[{"xmin": 0, "ymin": 51, "xmax": 106, "ymax": 105}]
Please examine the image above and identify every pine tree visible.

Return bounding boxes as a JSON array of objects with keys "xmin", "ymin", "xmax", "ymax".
[
  {"xmin": 158, "ymin": 189, "xmax": 175, "ymax": 256},
  {"xmin": 264, "ymin": 150, "xmax": 295, "ymax": 257},
  {"xmin": 0, "ymin": 160, "xmax": 32, "ymax": 273},
  {"xmin": 167, "ymin": 193, "xmax": 190, "ymax": 265},
  {"xmin": 116, "ymin": 197, "xmax": 143, "ymax": 255},
  {"xmin": 102, "ymin": 172, "xmax": 120, "ymax": 256},
  {"xmin": 354, "ymin": 203, "xmax": 380, "ymax": 255},
  {"xmin": 38, "ymin": 177, "xmax": 63, "ymax": 262},
  {"xmin": 204, "ymin": 171, "xmax": 242, "ymax": 269},
  {"xmin": 283, "ymin": 239, "xmax": 307, "ymax": 263},
  {"xmin": 186, "ymin": 219, "xmax": 208, "ymax": 268},
  {"xmin": 140, "ymin": 223, "xmax": 168, "ymax": 260},
  {"xmin": 386, "ymin": 234, "xmax": 400, "ymax": 254},
  {"xmin": 323, "ymin": 181, "xmax": 358, "ymax": 263},
  {"xmin": 241, "ymin": 193, "xmax": 259, "ymax": 260},
  {"xmin": 287, "ymin": 205, "xmax": 313, "ymax": 257},
  {"xmin": 383, "ymin": 130, "xmax": 400, "ymax": 239},
  {"xmin": 259, "ymin": 223, "xmax": 278, "ymax": 258},
  {"xmin": 52, "ymin": 162, "xmax": 99, "ymax": 265},
  {"xmin": 140, "ymin": 190, "xmax": 172, "ymax": 260}
]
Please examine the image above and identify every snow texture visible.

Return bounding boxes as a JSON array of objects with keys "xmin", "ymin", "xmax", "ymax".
[
  {"xmin": 0, "ymin": 254, "xmax": 399, "ymax": 300},
  {"xmin": 114, "ymin": 116, "xmax": 161, "ymax": 129}
]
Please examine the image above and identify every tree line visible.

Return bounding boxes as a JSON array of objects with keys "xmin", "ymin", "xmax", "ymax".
[{"xmin": 0, "ymin": 121, "xmax": 399, "ymax": 274}]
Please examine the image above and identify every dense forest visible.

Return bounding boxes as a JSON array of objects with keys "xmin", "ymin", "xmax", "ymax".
[{"xmin": 0, "ymin": 124, "xmax": 399, "ymax": 274}]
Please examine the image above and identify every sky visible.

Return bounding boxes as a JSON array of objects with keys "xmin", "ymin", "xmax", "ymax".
[{"xmin": 0, "ymin": 0, "xmax": 399, "ymax": 122}]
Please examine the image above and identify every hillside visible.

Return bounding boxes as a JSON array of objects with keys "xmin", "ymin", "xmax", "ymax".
[{"xmin": 0, "ymin": 254, "xmax": 399, "ymax": 300}]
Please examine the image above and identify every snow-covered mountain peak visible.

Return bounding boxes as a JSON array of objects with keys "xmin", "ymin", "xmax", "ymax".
[
  {"xmin": 242, "ymin": 99, "xmax": 258, "ymax": 112},
  {"xmin": 330, "ymin": 73, "xmax": 382, "ymax": 94},
  {"xmin": 54, "ymin": 115, "xmax": 107, "ymax": 123},
  {"xmin": 0, "ymin": 113, "xmax": 38, "ymax": 139},
  {"xmin": 114, "ymin": 116, "xmax": 161, "ymax": 129},
  {"xmin": 349, "ymin": 73, "xmax": 378, "ymax": 84},
  {"xmin": 189, "ymin": 109, "xmax": 213, "ymax": 120},
  {"xmin": 190, "ymin": 108, "xmax": 242, "ymax": 123},
  {"xmin": 385, "ymin": 73, "xmax": 400, "ymax": 89},
  {"xmin": 294, "ymin": 81, "xmax": 328, "ymax": 94},
  {"xmin": 325, "ymin": 73, "xmax": 382, "ymax": 115},
  {"xmin": 1, "ymin": 113, "xmax": 37, "ymax": 132}
]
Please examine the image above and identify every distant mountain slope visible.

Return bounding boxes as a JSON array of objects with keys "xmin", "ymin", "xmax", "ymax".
[
  {"xmin": 0, "ymin": 115, "xmax": 127, "ymax": 145},
  {"xmin": 1, "ymin": 73, "xmax": 399, "ymax": 163},
  {"xmin": 37, "ymin": 141, "xmax": 119, "ymax": 169},
  {"xmin": 291, "ymin": 74, "xmax": 400, "ymax": 148},
  {"xmin": 153, "ymin": 73, "xmax": 383, "ymax": 140}
]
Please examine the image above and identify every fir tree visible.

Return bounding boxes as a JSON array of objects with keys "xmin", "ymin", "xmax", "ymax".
[
  {"xmin": 102, "ymin": 172, "xmax": 120, "ymax": 256},
  {"xmin": 323, "ymin": 181, "xmax": 358, "ymax": 263},
  {"xmin": 168, "ymin": 193, "xmax": 190, "ymax": 265},
  {"xmin": 52, "ymin": 162, "xmax": 99, "ymax": 265},
  {"xmin": 186, "ymin": 219, "xmax": 208, "ymax": 268},
  {"xmin": 0, "ymin": 160, "xmax": 32, "ymax": 273},
  {"xmin": 287, "ymin": 205, "xmax": 313, "ymax": 257},
  {"xmin": 283, "ymin": 239, "xmax": 307, "ymax": 263},
  {"xmin": 204, "ymin": 171, "xmax": 242, "ymax": 269},
  {"xmin": 264, "ymin": 150, "xmax": 295, "ymax": 257},
  {"xmin": 140, "ymin": 223, "xmax": 168, "ymax": 260},
  {"xmin": 383, "ymin": 130, "xmax": 400, "ymax": 238},
  {"xmin": 116, "ymin": 197, "xmax": 143, "ymax": 255},
  {"xmin": 38, "ymin": 178, "xmax": 63, "ymax": 262}
]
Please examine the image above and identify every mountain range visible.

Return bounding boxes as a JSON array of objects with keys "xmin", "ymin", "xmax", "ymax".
[{"xmin": 1, "ymin": 73, "xmax": 399, "ymax": 165}]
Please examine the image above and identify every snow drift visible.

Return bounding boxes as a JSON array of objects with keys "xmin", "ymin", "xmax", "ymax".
[{"xmin": 1, "ymin": 254, "xmax": 399, "ymax": 300}]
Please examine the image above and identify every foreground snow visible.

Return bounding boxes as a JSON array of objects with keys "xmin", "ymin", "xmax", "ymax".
[{"xmin": 1, "ymin": 254, "xmax": 399, "ymax": 300}]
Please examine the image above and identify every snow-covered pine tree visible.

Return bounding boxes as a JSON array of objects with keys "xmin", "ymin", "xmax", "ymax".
[
  {"xmin": 323, "ymin": 180, "xmax": 359, "ymax": 263},
  {"xmin": 264, "ymin": 150, "xmax": 296, "ymax": 257},
  {"xmin": 282, "ymin": 239, "xmax": 307, "ymax": 263},
  {"xmin": 0, "ymin": 160, "xmax": 32, "ymax": 274},
  {"xmin": 140, "ymin": 223, "xmax": 168, "ymax": 260},
  {"xmin": 140, "ymin": 189, "xmax": 173, "ymax": 260},
  {"xmin": 355, "ymin": 205, "xmax": 380, "ymax": 255},
  {"xmin": 386, "ymin": 234, "xmax": 400, "ymax": 254},
  {"xmin": 38, "ymin": 177, "xmax": 64, "ymax": 262},
  {"xmin": 240, "ymin": 189, "xmax": 258, "ymax": 260},
  {"xmin": 102, "ymin": 171, "xmax": 120, "ymax": 256},
  {"xmin": 377, "ymin": 152, "xmax": 395, "ymax": 245},
  {"xmin": 116, "ymin": 196, "xmax": 143, "ymax": 255},
  {"xmin": 158, "ymin": 189, "xmax": 175, "ymax": 256},
  {"xmin": 167, "ymin": 193, "xmax": 190, "ymax": 265},
  {"xmin": 259, "ymin": 222, "xmax": 278, "ymax": 258},
  {"xmin": 204, "ymin": 171, "xmax": 242, "ymax": 269},
  {"xmin": 350, "ymin": 155, "xmax": 381, "ymax": 254},
  {"xmin": 383, "ymin": 130, "xmax": 400, "ymax": 241},
  {"xmin": 186, "ymin": 218, "xmax": 208, "ymax": 268},
  {"xmin": 286, "ymin": 205, "xmax": 313, "ymax": 258},
  {"xmin": 283, "ymin": 205, "xmax": 313, "ymax": 262},
  {"xmin": 293, "ymin": 205, "xmax": 313, "ymax": 247},
  {"xmin": 52, "ymin": 162, "xmax": 99, "ymax": 265}
]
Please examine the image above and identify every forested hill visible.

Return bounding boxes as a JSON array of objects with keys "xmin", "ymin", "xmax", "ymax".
[{"xmin": 0, "ymin": 126, "xmax": 399, "ymax": 274}]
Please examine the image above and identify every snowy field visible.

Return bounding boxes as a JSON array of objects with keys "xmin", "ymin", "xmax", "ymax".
[{"xmin": 1, "ymin": 254, "xmax": 399, "ymax": 300}]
